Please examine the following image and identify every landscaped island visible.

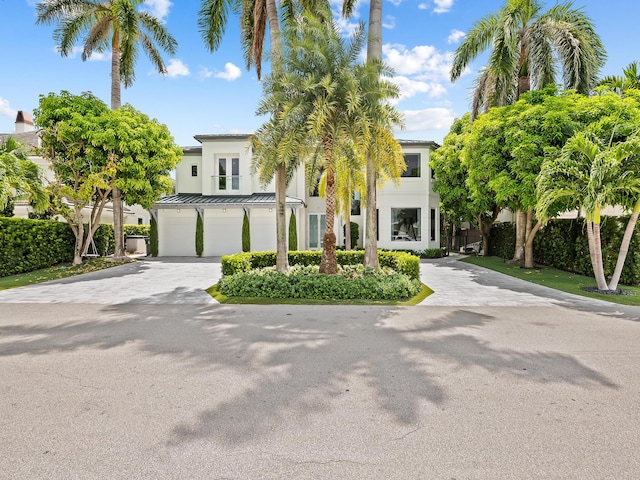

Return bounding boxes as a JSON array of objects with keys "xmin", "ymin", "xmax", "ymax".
[{"xmin": 211, "ymin": 250, "xmax": 427, "ymax": 304}]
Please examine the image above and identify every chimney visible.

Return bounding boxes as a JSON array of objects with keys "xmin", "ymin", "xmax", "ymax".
[{"xmin": 15, "ymin": 111, "xmax": 34, "ymax": 134}]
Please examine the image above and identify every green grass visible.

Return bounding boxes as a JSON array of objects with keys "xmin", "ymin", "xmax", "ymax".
[
  {"xmin": 206, "ymin": 283, "xmax": 433, "ymax": 306},
  {"xmin": 461, "ymin": 256, "xmax": 640, "ymax": 306},
  {"xmin": 0, "ymin": 258, "xmax": 127, "ymax": 291}
]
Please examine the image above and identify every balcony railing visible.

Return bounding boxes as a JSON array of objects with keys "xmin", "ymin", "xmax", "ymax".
[{"xmin": 211, "ymin": 175, "xmax": 241, "ymax": 194}]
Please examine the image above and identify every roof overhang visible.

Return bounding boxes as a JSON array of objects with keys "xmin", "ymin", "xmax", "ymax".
[{"xmin": 153, "ymin": 193, "xmax": 305, "ymax": 210}]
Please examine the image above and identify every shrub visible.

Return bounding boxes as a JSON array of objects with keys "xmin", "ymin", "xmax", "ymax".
[
  {"xmin": 288, "ymin": 211, "xmax": 298, "ymax": 251},
  {"xmin": 196, "ymin": 214, "xmax": 204, "ymax": 257},
  {"xmin": 0, "ymin": 217, "xmax": 74, "ymax": 276},
  {"xmin": 421, "ymin": 248, "xmax": 445, "ymax": 259},
  {"xmin": 217, "ymin": 264, "xmax": 421, "ymax": 300},
  {"xmin": 242, "ymin": 211, "xmax": 250, "ymax": 252},
  {"xmin": 221, "ymin": 249, "xmax": 421, "ymax": 280}
]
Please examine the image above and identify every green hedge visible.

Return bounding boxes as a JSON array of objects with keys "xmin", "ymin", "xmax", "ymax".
[
  {"xmin": 0, "ymin": 218, "xmax": 151, "ymax": 277},
  {"xmin": 488, "ymin": 222, "xmax": 516, "ymax": 259},
  {"xmin": 217, "ymin": 264, "xmax": 421, "ymax": 300},
  {"xmin": 221, "ymin": 250, "xmax": 421, "ymax": 280},
  {"xmin": 534, "ymin": 216, "xmax": 640, "ymax": 286},
  {"xmin": 0, "ymin": 217, "xmax": 74, "ymax": 276}
]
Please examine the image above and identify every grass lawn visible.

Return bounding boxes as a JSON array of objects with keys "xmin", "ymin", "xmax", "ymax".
[
  {"xmin": 0, "ymin": 258, "xmax": 127, "ymax": 291},
  {"xmin": 207, "ymin": 283, "xmax": 433, "ymax": 306},
  {"xmin": 462, "ymin": 256, "xmax": 640, "ymax": 306}
]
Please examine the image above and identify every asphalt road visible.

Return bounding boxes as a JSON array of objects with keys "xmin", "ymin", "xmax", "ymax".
[{"xmin": 1, "ymin": 257, "xmax": 639, "ymax": 479}]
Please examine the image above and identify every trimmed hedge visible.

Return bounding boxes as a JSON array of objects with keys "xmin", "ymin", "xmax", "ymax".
[
  {"xmin": 221, "ymin": 249, "xmax": 421, "ymax": 280},
  {"xmin": 0, "ymin": 218, "xmax": 151, "ymax": 277},
  {"xmin": 0, "ymin": 217, "xmax": 74, "ymax": 276},
  {"xmin": 217, "ymin": 264, "xmax": 422, "ymax": 300}
]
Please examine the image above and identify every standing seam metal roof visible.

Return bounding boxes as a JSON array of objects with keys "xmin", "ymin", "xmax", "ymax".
[{"xmin": 154, "ymin": 193, "xmax": 305, "ymax": 207}]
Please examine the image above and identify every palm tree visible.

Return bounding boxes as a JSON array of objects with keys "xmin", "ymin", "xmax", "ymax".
[
  {"xmin": 598, "ymin": 61, "xmax": 640, "ymax": 95},
  {"xmin": 0, "ymin": 138, "xmax": 49, "ymax": 214},
  {"xmin": 253, "ymin": 7, "xmax": 403, "ymax": 273},
  {"xmin": 199, "ymin": 0, "xmax": 293, "ymax": 269},
  {"xmin": 343, "ymin": 0, "xmax": 384, "ymax": 269},
  {"xmin": 36, "ymin": 0, "xmax": 178, "ymax": 260},
  {"xmin": 451, "ymin": 0, "xmax": 605, "ymax": 119},
  {"xmin": 537, "ymin": 132, "xmax": 640, "ymax": 291}
]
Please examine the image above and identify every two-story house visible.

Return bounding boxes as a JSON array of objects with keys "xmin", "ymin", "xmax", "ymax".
[{"xmin": 152, "ymin": 134, "xmax": 441, "ymax": 256}]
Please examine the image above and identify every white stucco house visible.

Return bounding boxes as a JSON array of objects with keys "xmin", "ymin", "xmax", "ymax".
[{"xmin": 152, "ymin": 134, "xmax": 441, "ymax": 256}]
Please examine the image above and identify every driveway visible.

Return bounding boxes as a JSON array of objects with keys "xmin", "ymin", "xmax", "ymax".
[{"xmin": 1, "ymin": 256, "xmax": 640, "ymax": 479}]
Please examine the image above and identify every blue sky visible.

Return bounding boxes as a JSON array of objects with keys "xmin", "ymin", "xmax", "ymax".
[{"xmin": 0, "ymin": 0, "xmax": 637, "ymax": 147}]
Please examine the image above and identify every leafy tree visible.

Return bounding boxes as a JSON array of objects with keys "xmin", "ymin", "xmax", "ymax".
[
  {"xmin": 34, "ymin": 91, "xmax": 180, "ymax": 265},
  {"xmin": 0, "ymin": 138, "xmax": 49, "ymax": 215},
  {"xmin": 451, "ymin": 0, "xmax": 606, "ymax": 119},
  {"xmin": 37, "ymin": 0, "xmax": 178, "ymax": 261}
]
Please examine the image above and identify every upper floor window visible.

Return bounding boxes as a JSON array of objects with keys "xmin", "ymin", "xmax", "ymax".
[
  {"xmin": 402, "ymin": 153, "xmax": 421, "ymax": 177},
  {"xmin": 218, "ymin": 157, "xmax": 240, "ymax": 190},
  {"xmin": 191, "ymin": 164, "xmax": 198, "ymax": 177}
]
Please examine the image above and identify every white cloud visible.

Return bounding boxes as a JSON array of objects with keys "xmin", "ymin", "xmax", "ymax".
[
  {"xmin": 402, "ymin": 108, "xmax": 456, "ymax": 131},
  {"xmin": 382, "ymin": 15, "xmax": 396, "ymax": 30},
  {"xmin": 387, "ymin": 0, "xmax": 403, "ymax": 6},
  {"xmin": 433, "ymin": 0, "xmax": 454, "ymax": 13},
  {"xmin": 198, "ymin": 66, "xmax": 214, "ymax": 79},
  {"xmin": 447, "ymin": 29, "xmax": 465, "ymax": 44},
  {"xmin": 0, "ymin": 98, "xmax": 17, "ymax": 119},
  {"xmin": 418, "ymin": 3, "xmax": 429, "ymax": 9},
  {"xmin": 141, "ymin": 0, "xmax": 172, "ymax": 21},
  {"xmin": 54, "ymin": 46, "xmax": 110, "ymax": 61},
  {"xmin": 391, "ymin": 76, "xmax": 447, "ymax": 103},
  {"xmin": 215, "ymin": 63, "xmax": 242, "ymax": 81},
  {"xmin": 383, "ymin": 43, "xmax": 453, "ymax": 81},
  {"xmin": 165, "ymin": 59, "xmax": 190, "ymax": 78}
]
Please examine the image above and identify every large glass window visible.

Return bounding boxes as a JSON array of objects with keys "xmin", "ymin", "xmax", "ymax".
[
  {"xmin": 391, "ymin": 208, "xmax": 421, "ymax": 241},
  {"xmin": 309, "ymin": 214, "xmax": 326, "ymax": 249},
  {"xmin": 402, "ymin": 154, "xmax": 421, "ymax": 177},
  {"xmin": 351, "ymin": 191, "xmax": 361, "ymax": 216},
  {"xmin": 232, "ymin": 158, "xmax": 239, "ymax": 190},
  {"xmin": 219, "ymin": 158, "xmax": 227, "ymax": 190}
]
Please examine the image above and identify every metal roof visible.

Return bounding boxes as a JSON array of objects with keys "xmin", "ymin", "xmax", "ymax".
[
  {"xmin": 397, "ymin": 139, "xmax": 440, "ymax": 149},
  {"xmin": 154, "ymin": 193, "xmax": 305, "ymax": 209}
]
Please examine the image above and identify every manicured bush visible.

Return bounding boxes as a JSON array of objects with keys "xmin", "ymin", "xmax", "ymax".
[
  {"xmin": 242, "ymin": 211, "xmax": 250, "ymax": 252},
  {"xmin": 488, "ymin": 222, "xmax": 516, "ymax": 259},
  {"xmin": 196, "ymin": 214, "xmax": 204, "ymax": 257},
  {"xmin": 220, "ymin": 249, "xmax": 421, "ymax": 280},
  {"xmin": 217, "ymin": 264, "xmax": 421, "ymax": 300},
  {"xmin": 288, "ymin": 211, "xmax": 298, "ymax": 251},
  {"xmin": 421, "ymin": 248, "xmax": 445, "ymax": 258},
  {"xmin": 149, "ymin": 216, "xmax": 158, "ymax": 257},
  {"xmin": 0, "ymin": 217, "xmax": 74, "ymax": 276}
]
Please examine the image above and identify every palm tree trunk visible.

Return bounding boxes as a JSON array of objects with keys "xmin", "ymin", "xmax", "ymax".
[
  {"xmin": 586, "ymin": 217, "xmax": 608, "ymax": 290},
  {"xmin": 608, "ymin": 201, "xmax": 640, "ymax": 290},
  {"xmin": 266, "ymin": 0, "xmax": 288, "ymax": 272},
  {"xmin": 275, "ymin": 164, "xmax": 289, "ymax": 271},
  {"xmin": 320, "ymin": 141, "xmax": 338, "ymax": 274},
  {"xmin": 110, "ymin": 35, "xmax": 127, "ymax": 260},
  {"xmin": 363, "ymin": 0, "xmax": 382, "ymax": 269}
]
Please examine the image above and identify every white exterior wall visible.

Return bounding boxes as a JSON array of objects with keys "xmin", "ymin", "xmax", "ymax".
[
  {"xmin": 249, "ymin": 209, "xmax": 277, "ymax": 252},
  {"xmin": 200, "ymin": 140, "xmax": 254, "ymax": 196},
  {"xmin": 176, "ymin": 153, "xmax": 203, "ymax": 194},
  {"xmin": 158, "ymin": 209, "xmax": 197, "ymax": 256}
]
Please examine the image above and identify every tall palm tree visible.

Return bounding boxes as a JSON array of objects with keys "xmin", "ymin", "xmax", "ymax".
[
  {"xmin": 598, "ymin": 61, "xmax": 640, "ymax": 95},
  {"xmin": 36, "ymin": 0, "xmax": 178, "ymax": 260},
  {"xmin": 253, "ymin": 7, "xmax": 403, "ymax": 273},
  {"xmin": 343, "ymin": 0, "xmax": 384, "ymax": 269},
  {"xmin": 451, "ymin": 0, "xmax": 606, "ymax": 119},
  {"xmin": 200, "ymin": 0, "xmax": 294, "ymax": 270},
  {"xmin": 537, "ymin": 132, "xmax": 640, "ymax": 291},
  {"xmin": 0, "ymin": 138, "xmax": 49, "ymax": 214}
]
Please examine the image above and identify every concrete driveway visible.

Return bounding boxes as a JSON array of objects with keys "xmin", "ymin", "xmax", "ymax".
[{"xmin": 1, "ymin": 256, "xmax": 640, "ymax": 479}]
